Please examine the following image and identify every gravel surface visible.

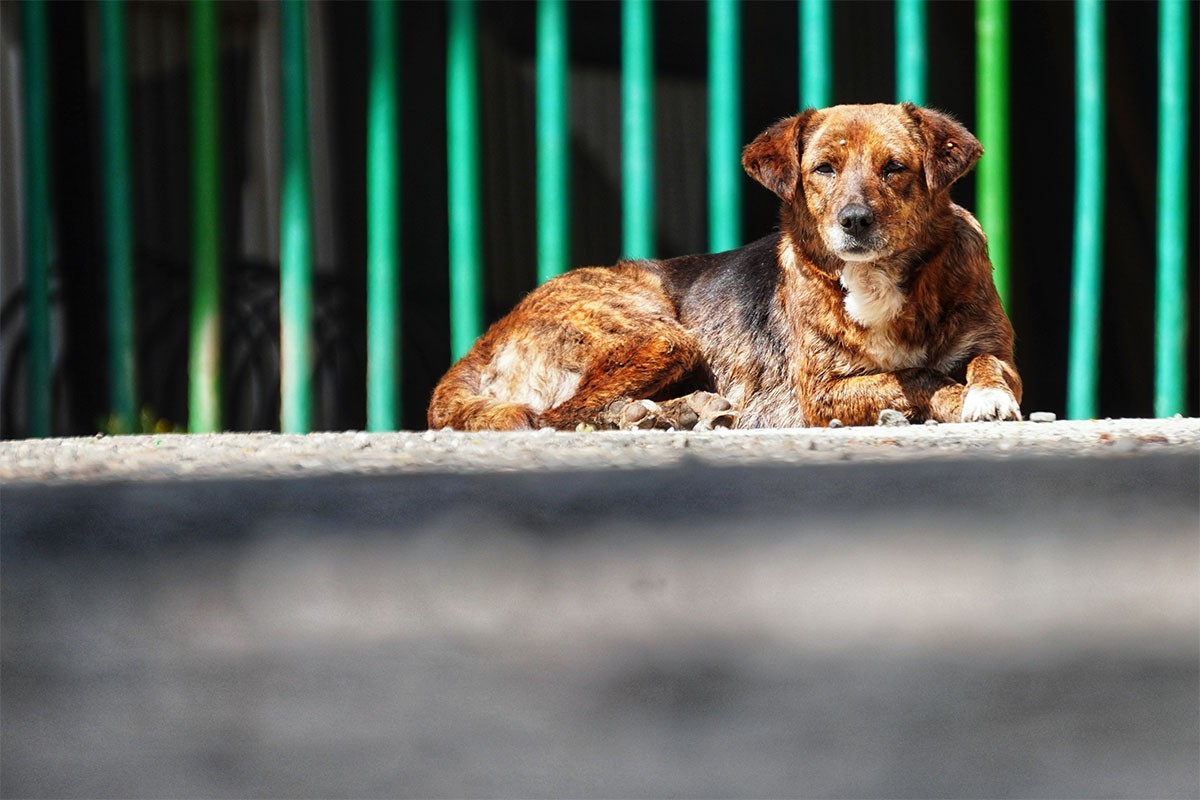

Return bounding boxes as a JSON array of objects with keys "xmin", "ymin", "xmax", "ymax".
[{"xmin": 1, "ymin": 416, "xmax": 1197, "ymax": 484}]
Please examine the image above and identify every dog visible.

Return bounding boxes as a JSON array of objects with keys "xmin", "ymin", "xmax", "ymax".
[{"xmin": 428, "ymin": 103, "xmax": 1022, "ymax": 431}]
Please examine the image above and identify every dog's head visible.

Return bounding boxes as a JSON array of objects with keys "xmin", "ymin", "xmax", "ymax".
[{"xmin": 742, "ymin": 103, "xmax": 982, "ymax": 263}]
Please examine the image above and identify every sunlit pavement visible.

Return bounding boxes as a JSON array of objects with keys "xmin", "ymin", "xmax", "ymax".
[{"xmin": 3, "ymin": 420, "xmax": 1198, "ymax": 798}]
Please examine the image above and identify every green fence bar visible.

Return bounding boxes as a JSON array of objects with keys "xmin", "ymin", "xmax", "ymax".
[
  {"xmin": 367, "ymin": 0, "xmax": 400, "ymax": 430},
  {"xmin": 189, "ymin": 0, "xmax": 221, "ymax": 433},
  {"xmin": 975, "ymin": 0, "xmax": 1010, "ymax": 311},
  {"xmin": 537, "ymin": 0, "xmax": 569, "ymax": 283},
  {"xmin": 895, "ymin": 0, "xmax": 925, "ymax": 105},
  {"xmin": 447, "ymin": 0, "xmax": 484, "ymax": 361},
  {"xmin": 22, "ymin": 0, "xmax": 51, "ymax": 438},
  {"xmin": 1066, "ymin": 0, "xmax": 1105, "ymax": 420},
  {"xmin": 279, "ymin": 0, "xmax": 313, "ymax": 432},
  {"xmin": 800, "ymin": 0, "xmax": 831, "ymax": 109},
  {"xmin": 99, "ymin": 0, "xmax": 137, "ymax": 433},
  {"xmin": 1154, "ymin": 0, "xmax": 1190, "ymax": 418},
  {"xmin": 708, "ymin": 0, "xmax": 740, "ymax": 252},
  {"xmin": 622, "ymin": 0, "xmax": 654, "ymax": 259}
]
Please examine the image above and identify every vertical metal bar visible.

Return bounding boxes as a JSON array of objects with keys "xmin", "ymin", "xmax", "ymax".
[
  {"xmin": 975, "ymin": 0, "xmax": 1010, "ymax": 310},
  {"xmin": 279, "ymin": 0, "xmax": 313, "ymax": 432},
  {"xmin": 99, "ymin": 0, "xmax": 137, "ymax": 433},
  {"xmin": 1154, "ymin": 0, "xmax": 1190, "ymax": 418},
  {"xmin": 1067, "ymin": 0, "xmax": 1105, "ymax": 420},
  {"xmin": 799, "ymin": 0, "xmax": 831, "ymax": 109},
  {"xmin": 537, "ymin": 0, "xmax": 569, "ymax": 283},
  {"xmin": 622, "ymin": 0, "xmax": 654, "ymax": 259},
  {"xmin": 895, "ymin": 0, "xmax": 926, "ymax": 106},
  {"xmin": 367, "ymin": 0, "xmax": 400, "ymax": 430},
  {"xmin": 447, "ymin": 0, "xmax": 483, "ymax": 361},
  {"xmin": 708, "ymin": 0, "xmax": 740, "ymax": 253},
  {"xmin": 190, "ymin": 0, "xmax": 221, "ymax": 433},
  {"xmin": 22, "ymin": 0, "xmax": 52, "ymax": 438}
]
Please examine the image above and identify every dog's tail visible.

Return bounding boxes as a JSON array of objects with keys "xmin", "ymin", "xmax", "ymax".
[{"xmin": 426, "ymin": 356, "xmax": 538, "ymax": 431}]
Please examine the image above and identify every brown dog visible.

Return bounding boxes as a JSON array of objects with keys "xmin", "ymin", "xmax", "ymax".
[{"xmin": 428, "ymin": 103, "xmax": 1021, "ymax": 431}]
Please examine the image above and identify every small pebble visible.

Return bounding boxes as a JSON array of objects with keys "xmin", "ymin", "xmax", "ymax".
[
  {"xmin": 877, "ymin": 409, "xmax": 910, "ymax": 427},
  {"xmin": 828, "ymin": 419, "xmax": 843, "ymax": 429},
  {"xmin": 1111, "ymin": 438, "xmax": 1139, "ymax": 454},
  {"xmin": 1029, "ymin": 411, "xmax": 1056, "ymax": 423}
]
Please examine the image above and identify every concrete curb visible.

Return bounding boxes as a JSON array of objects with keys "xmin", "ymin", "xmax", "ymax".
[
  {"xmin": 2, "ymin": 420, "xmax": 1197, "ymax": 798},
  {"xmin": 2, "ymin": 417, "xmax": 1198, "ymax": 485}
]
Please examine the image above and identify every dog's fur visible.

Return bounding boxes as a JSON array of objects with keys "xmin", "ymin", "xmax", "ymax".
[{"xmin": 428, "ymin": 103, "xmax": 1022, "ymax": 431}]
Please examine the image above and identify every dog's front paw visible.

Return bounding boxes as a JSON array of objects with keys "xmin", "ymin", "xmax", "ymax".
[{"xmin": 960, "ymin": 385, "xmax": 1021, "ymax": 422}]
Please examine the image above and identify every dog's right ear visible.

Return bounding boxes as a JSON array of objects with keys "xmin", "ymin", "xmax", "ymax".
[
  {"xmin": 742, "ymin": 110, "xmax": 817, "ymax": 203},
  {"xmin": 902, "ymin": 103, "xmax": 983, "ymax": 193}
]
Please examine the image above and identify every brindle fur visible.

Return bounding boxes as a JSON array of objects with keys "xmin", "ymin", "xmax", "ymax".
[{"xmin": 428, "ymin": 103, "xmax": 1022, "ymax": 431}]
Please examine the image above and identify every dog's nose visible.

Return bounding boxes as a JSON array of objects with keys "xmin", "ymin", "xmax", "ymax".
[{"xmin": 838, "ymin": 204, "xmax": 875, "ymax": 235}]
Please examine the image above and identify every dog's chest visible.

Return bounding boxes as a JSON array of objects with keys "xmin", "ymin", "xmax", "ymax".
[
  {"xmin": 837, "ymin": 263, "xmax": 928, "ymax": 372},
  {"xmin": 850, "ymin": 325, "xmax": 928, "ymax": 372},
  {"xmin": 839, "ymin": 262, "xmax": 905, "ymax": 328}
]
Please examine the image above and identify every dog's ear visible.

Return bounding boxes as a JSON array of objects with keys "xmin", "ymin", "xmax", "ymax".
[
  {"xmin": 903, "ymin": 103, "xmax": 983, "ymax": 193},
  {"xmin": 742, "ymin": 110, "xmax": 818, "ymax": 203}
]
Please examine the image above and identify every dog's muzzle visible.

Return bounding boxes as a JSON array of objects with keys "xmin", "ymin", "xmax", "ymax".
[
  {"xmin": 829, "ymin": 203, "xmax": 881, "ymax": 261},
  {"xmin": 838, "ymin": 203, "xmax": 875, "ymax": 235}
]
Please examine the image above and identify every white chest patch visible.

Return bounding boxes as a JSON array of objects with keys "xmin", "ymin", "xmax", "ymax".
[{"xmin": 840, "ymin": 262, "xmax": 906, "ymax": 329}]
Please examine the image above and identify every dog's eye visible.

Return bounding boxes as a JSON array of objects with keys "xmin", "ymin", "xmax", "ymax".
[
  {"xmin": 814, "ymin": 163, "xmax": 835, "ymax": 176},
  {"xmin": 883, "ymin": 161, "xmax": 907, "ymax": 177}
]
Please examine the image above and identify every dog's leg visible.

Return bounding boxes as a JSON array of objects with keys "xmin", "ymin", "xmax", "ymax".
[
  {"xmin": 428, "ymin": 263, "xmax": 737, "ymax": 431},
  {"xmin": 804, "ymin": 368, "xmax": 967, "ymax": 427},
  {"xmin": 961, "ymin": 354, "xmax": 1022, "ymax": 421},
  {"xmin": 427, "ymin": 356, "xmax": 541, "ymax": 430},
  {"xmin": 536, "ymin": 331, "xmax": 717, "ymax": 431}
]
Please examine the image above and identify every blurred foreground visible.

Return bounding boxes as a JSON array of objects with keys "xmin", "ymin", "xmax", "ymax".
[{"xmin": 2, "ymin": 423, "xmax": 1198, "ymax": 798}]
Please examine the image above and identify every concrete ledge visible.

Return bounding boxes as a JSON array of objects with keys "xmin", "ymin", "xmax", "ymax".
[
  {"xmin": 2, "ymin": 423, "xmax": 1198, "ymax": 798},
  {"xmin": 2, "ymin": 416, "xmax": 1198, "ymax": 484}
]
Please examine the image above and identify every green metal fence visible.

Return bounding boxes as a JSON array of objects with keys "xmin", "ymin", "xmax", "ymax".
[
  {"xmin": 1066, "ymin": 0, "xmax": 1106, "ymax": 422},
  {"xmin": 446, "ymin": 0, "xmax": 484, "ymax": 364},
  {"xmin": 1154, "ymin": 0, "xmax": 1191, "ymax": 418},
  {"xmin": 367, "ymin": 0, "xmax": 401, "ymax": 431},
  {"xmin": 15, "ymin": 0, "xmax": 1194, "ymax": 435},
  {"xmin": 98, "ymin": 0, "xmax": 137, "ymax": 434},
  {"xmin": 622, "ymin": 0, "xmax": 655, "ymax": 260},
  {"xmin": 20, "ymin": 0, "xmax": 51, "ymax": 439},
  {"xmin": 190, "ymin": 0, "xmax": 221, "ymax": 434},
  {"xmin": 975, "ymin": 0, "xmax": 1010, "ymax": 311}
]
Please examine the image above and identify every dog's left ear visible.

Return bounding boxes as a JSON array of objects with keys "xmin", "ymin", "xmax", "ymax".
[
  {"xmin": 903, "ymin": 103, "xmax": 983, "ymax": 193},
  {"xmin": 742, "ymin": 110, "xmax": 818, "ymax": 203}
]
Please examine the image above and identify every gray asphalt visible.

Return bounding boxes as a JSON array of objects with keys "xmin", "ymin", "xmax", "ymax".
[{"xmin": 2, "ymin": 419, "xmax": 1198, "ymax": 798}]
